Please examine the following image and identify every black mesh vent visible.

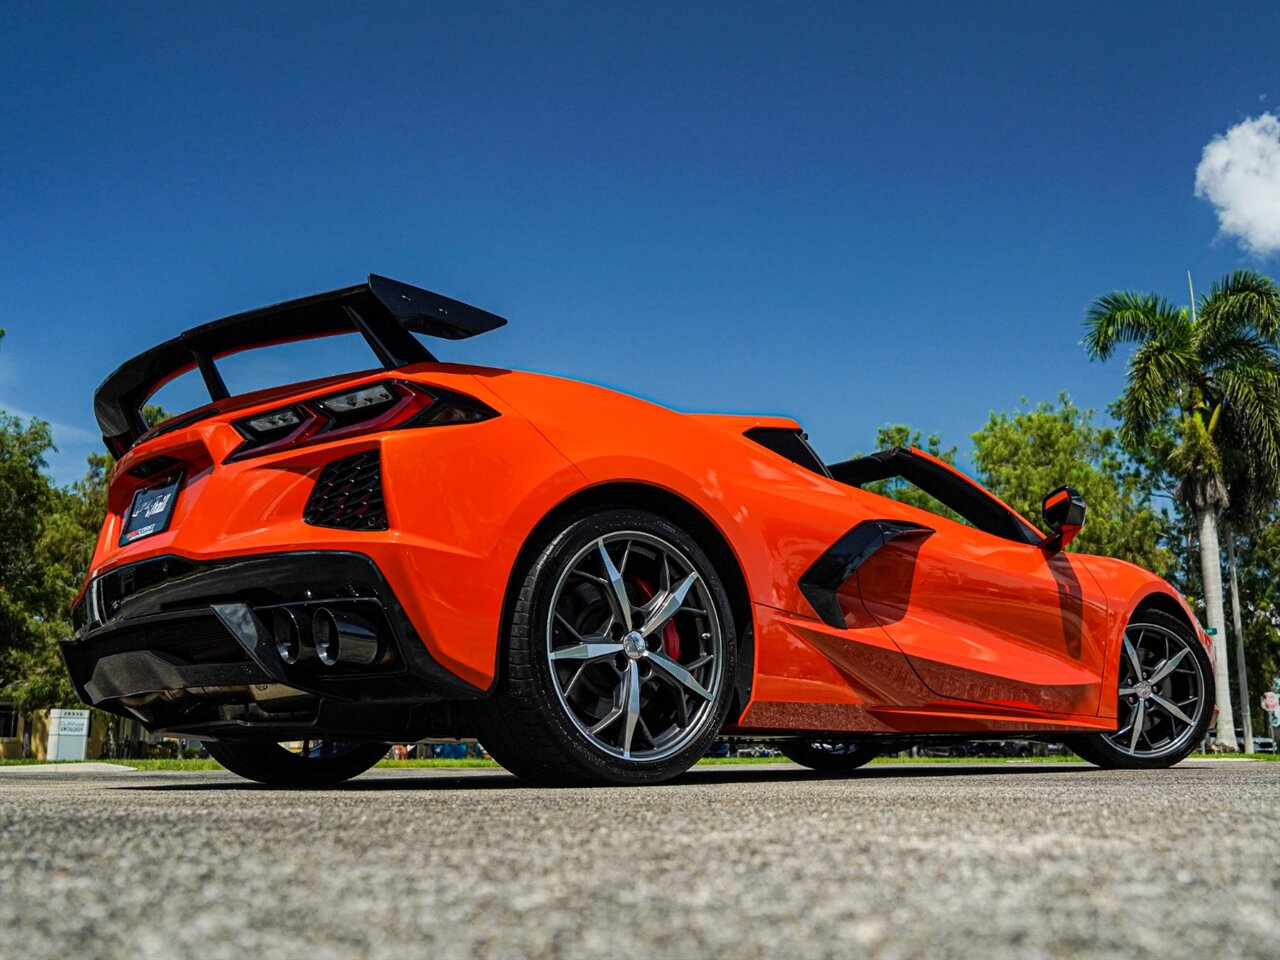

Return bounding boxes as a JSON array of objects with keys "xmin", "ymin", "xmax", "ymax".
[{"xmin": 304, "ymin": 451, "xmax": 388, "ymax": 530}]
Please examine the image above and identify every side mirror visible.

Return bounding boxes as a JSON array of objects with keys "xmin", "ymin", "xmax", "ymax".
[{"xmin": 1041, "ymin": 485, "xmax": 1086, "ymax": 553}]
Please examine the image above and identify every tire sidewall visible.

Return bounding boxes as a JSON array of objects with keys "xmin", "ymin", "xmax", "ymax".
[
  {"xmin": 1070, "ymin": 609, "xmax": 1215, "ymax": 769},
  {"xmin": 509, "ymin": 508, "xmax": 737, "ymax": 785}
]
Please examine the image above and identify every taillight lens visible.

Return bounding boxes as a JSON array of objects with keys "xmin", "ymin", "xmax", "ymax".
[
  {"xmin": 227, "ymin": 380, "xmax": 496, "ymax": 461},
  {"xmin": 243, "ymin": 408, "xmax": 305, "ymax": 438},
  {"xmin": 314, "ymin": 384, "xmax": 398, "ymax": 419}
]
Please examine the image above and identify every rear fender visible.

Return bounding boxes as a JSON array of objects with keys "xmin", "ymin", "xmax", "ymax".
[{"xmin": 480, "ymin": 372, "xmax": 867, "ymax": 616}]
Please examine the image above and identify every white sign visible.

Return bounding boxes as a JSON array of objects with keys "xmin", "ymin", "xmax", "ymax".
[
  {"xmin": 1262, "ymin": 691, "xmax": 1279, "ymax": 713},
  {"xmin": 47, "ymin": 709, "xmax": 91, "ymax": 761}
]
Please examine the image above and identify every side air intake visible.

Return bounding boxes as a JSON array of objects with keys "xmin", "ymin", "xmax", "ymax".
[{"xmin": 303, "ymin": 451, "xmax": 388, "ymax": 531}]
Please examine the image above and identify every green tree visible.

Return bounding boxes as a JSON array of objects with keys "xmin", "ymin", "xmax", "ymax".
[
  {"xmin": 0, "ymin": 410, "xmax": 92, "ymax": 714},
  {"xmin": 0, "ymin": 412, "xmax": 61, "ymax": 684},
  {"xmin": 5, "ymin": 450, "xmax": 120, "ymax": 714},
  {"xmin": 1, "ymin": 401, "xmax": 165, "ymax": 718},
  {"xmin": 1229, "ymin": 513, "xmax": 1280, "ymax": 737},
  {"xmin": 971, "ymin": 395, "xmax": 1174, "ymax": 576},
  {"xmin": 1084, "ymin": 270, "xmax": 1280, "ymax": 749},
  {"xmin": 5, "ymin": 454, "xmax": 115, "ymax": 714}
]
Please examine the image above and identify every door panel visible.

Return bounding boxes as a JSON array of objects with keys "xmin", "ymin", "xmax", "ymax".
[{"xmin": 855, "ymin": 519, "xmax": 1110, "ymax": 716}]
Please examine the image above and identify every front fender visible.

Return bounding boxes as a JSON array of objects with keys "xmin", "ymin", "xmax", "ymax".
[{"xmin": 1075, "ymin": 555, "xmax": 1213, "ymax": 721}]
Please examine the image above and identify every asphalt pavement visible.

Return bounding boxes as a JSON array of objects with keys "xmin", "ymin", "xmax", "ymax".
[{"xmin": 1, "ymin": 760, "xmax": 1275, "ymax": 959}]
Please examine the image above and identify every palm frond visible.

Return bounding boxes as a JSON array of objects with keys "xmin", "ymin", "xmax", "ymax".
[
  {"xmin": 1202, "ymin": 330, "xmax": 1278, "ymax": 379},
  {"xmin": 1117, "ymin": 335, "xmax": 1190, "ymax": 444},
  {"xmin": 1198, "ymin": 269, "xmax": 1280, "ymax": 345},
  {"xmin": 1214, "ymin": 359, "xmax": 1280, "ymax": 485},
  {"xmin": 1082, "ymin": 291, "xmax": 1183, "ymax": 360}
]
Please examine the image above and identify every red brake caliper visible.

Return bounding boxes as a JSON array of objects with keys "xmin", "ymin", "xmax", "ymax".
[{"xmin": 632, "ymin": 578, "xmax": 681, "ymax": 659}]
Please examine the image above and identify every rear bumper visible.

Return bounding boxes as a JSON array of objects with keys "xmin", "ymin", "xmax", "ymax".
[{"xmin": 63, "ymin": 551, "xmax": 483, "ymax": 736}]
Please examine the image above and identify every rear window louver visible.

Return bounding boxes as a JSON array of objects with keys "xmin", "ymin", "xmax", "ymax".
[
  {"xmin": 303, "ymin": 451, "xmax": 388, "ymax": 531},
  {"xmin": 743, "ymin": 427, "xmax": 831, "ymax": 478}
]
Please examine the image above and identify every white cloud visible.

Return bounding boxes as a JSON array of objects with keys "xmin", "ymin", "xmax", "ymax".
[{"xmin": 1194, "ymin": 113, "xmax": 1280, "ymax": 258}]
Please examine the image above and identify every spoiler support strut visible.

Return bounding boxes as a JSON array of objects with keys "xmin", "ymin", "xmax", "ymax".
[
  {"xmin": 343, "ymin": 305, "xmax": 436, "ymax": 370},
  {"xmin": 192, "ymin": 350, "xmax": 230, "ymax": 402},
  {"xmin": 94, "ymin": 274, "xmax": 506, "ymax": 455}
]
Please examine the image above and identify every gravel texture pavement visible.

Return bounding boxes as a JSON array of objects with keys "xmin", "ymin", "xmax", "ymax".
[{"xmin": 0, "ymin": 760, "xmax": 1275, "ymax": 959}]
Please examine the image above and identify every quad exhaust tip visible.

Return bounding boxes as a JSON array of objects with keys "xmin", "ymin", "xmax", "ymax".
[
  {"xmin": 312, "ymin": 607, "xmax": 381, "ymax": 667},
  {"xmin": 272, "ymin": 607, "xmax": 311, "ymax": 665}
]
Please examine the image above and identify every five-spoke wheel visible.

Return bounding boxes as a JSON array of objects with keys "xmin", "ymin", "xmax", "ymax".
[
  {"xmin": 1066, "ymin": 609, "xmax": 1213, "ymax": 769},
  {"xmin": 478, "ymin": 508, "xmax": 737, "ymax": 785},
  {"xmin": 547, "ymin": 532, "xmax": 724, "ymax": 762}
]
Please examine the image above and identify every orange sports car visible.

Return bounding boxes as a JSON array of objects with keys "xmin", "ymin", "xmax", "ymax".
[{"xmin": 64, "ymin": 275, "xmax": 1215, "ymax": 785}]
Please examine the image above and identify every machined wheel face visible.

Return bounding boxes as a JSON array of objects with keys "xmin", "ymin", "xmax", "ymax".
[
  {"xmin": 546, "ymin": 531, "xmax": 725, "ymax": 763},
  {"xmin": 1104, "ymin": 622, "xmax": 1208, "ymax": 760}
]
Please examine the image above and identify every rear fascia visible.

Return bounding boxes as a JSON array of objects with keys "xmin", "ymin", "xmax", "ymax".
[
  {"xmin": 84, "ymin": 365, "xmax": 589, "ymax": 693},
  {"xmin": 64, "ymin": 551, "xmax": 480, "ymax": 713}
]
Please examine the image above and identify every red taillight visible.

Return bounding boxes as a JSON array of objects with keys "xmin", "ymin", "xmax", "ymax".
[{"xmin": 227, "ymin": 380, "xmax": 495, "ymax": 461}]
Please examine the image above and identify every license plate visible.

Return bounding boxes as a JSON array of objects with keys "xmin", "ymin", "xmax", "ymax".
[{"xmin": 119, "ymin": 473, "xmax": 183, "ymax": 546}]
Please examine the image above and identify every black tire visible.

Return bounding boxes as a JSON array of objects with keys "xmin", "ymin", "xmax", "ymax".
[
  {"xmin": 1064, "ymin": 609, "xmax": 1214, "ymax": 769},
  {"xmin": 780, "ymin": 739, "xmax": 879, "ymax": 772},
  {"xmin": 479, "ymin": 508, "xmax": 738, "ymax": 786},
  {"xmin": 205, "ymin": 740, "xmax": 386, "ymax": 786}
]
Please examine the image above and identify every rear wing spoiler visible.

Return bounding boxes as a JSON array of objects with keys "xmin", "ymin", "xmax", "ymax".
[{"xmin": 94, "ymin": 274, "xmax": 506, "ymax": 454}]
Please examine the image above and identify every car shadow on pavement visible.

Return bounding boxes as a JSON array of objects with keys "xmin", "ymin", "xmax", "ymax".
[
  {"xmin": 117, "ymin": 762, "xmax": 1100, "ymax": 793},
  {"xmin": 118, "ymin": 770, "xmax": 534, "ymax": 792},
  {"xmin": 679, "ymin": 763, "xmax": 1098, "ymax": 785}
]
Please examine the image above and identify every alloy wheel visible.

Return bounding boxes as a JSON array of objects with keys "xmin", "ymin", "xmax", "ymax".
[
  {"xmin": 1104, "ymin": 622, "xmax": 1207, "ymax": 759},
  {"xmin": 545, "ymin": 531, "xmax": 725, "ymax": 762}
]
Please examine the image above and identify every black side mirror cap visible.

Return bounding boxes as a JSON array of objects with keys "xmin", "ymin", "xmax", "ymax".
[{"xmin": 1041, "ymin": 485, "xmax": 1086, "ymax": 553}]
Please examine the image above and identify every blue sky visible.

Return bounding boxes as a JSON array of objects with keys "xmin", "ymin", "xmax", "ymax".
[{"xmin": 1, "ymin": 0, "xmax": 1277, "ymax": 483}]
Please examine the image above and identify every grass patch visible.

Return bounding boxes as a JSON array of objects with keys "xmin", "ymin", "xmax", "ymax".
[
  {"xmin": 107, "ymin": 758, "xmax": 226, "ymax": 770},
  {"xmin": 697, "ymin": 755, "xmax": 789, "ymax": 764},
  {"xmin": 4, "ymin": 751, "xmax": 1274, "ymax": 771},
  {"xmin": 0, "ymin": 758, "xmax": 228, "ymax": 770}
]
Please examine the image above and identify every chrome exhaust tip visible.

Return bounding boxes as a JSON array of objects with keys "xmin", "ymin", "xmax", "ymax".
[
  {"xmin": 272, "ymin": 607, "xmax": 312, "ymax": 664},
  {"xmin": 313, "ymin": 607, "xmax": 380, "ymax": 666}
]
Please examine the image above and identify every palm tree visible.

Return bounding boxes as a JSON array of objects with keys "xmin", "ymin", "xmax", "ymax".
[{"xmin": 1084, "ymin": 270, "xmax": 1280, "ymax": 750}]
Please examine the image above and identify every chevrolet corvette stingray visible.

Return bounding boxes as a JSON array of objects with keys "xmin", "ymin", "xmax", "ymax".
[{"xmin": 63, "ymin": 275, "xmax": 1215, "ymax": 785}]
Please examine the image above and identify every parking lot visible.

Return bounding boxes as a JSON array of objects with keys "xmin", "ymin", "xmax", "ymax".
[{"xmin": 1, "ymin": 760, "xmax": 1275, "ymax": 959}]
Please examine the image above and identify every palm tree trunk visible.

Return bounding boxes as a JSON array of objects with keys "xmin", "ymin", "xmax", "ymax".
[
  {"xmin": 1196, "ymin": 506, "xmax": 1238, "ymax": 749},
  {"xmin": 1225, "ymin": 524, "xmax": 1253, "ymax": 753}
]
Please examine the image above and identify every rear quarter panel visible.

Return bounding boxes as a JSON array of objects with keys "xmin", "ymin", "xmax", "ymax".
[{"xmin": 478, "ymin": 371, "xmax": 875, "ymax": 617}]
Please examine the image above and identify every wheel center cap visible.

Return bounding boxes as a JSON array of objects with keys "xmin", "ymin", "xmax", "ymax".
[
  {"xmin": 1135, "ymin": 680, "xmax": 1153, "ymax": 699},
  {"xmin": 622, "ymin": 631, "xmax": 648, "ymax": 660}
]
